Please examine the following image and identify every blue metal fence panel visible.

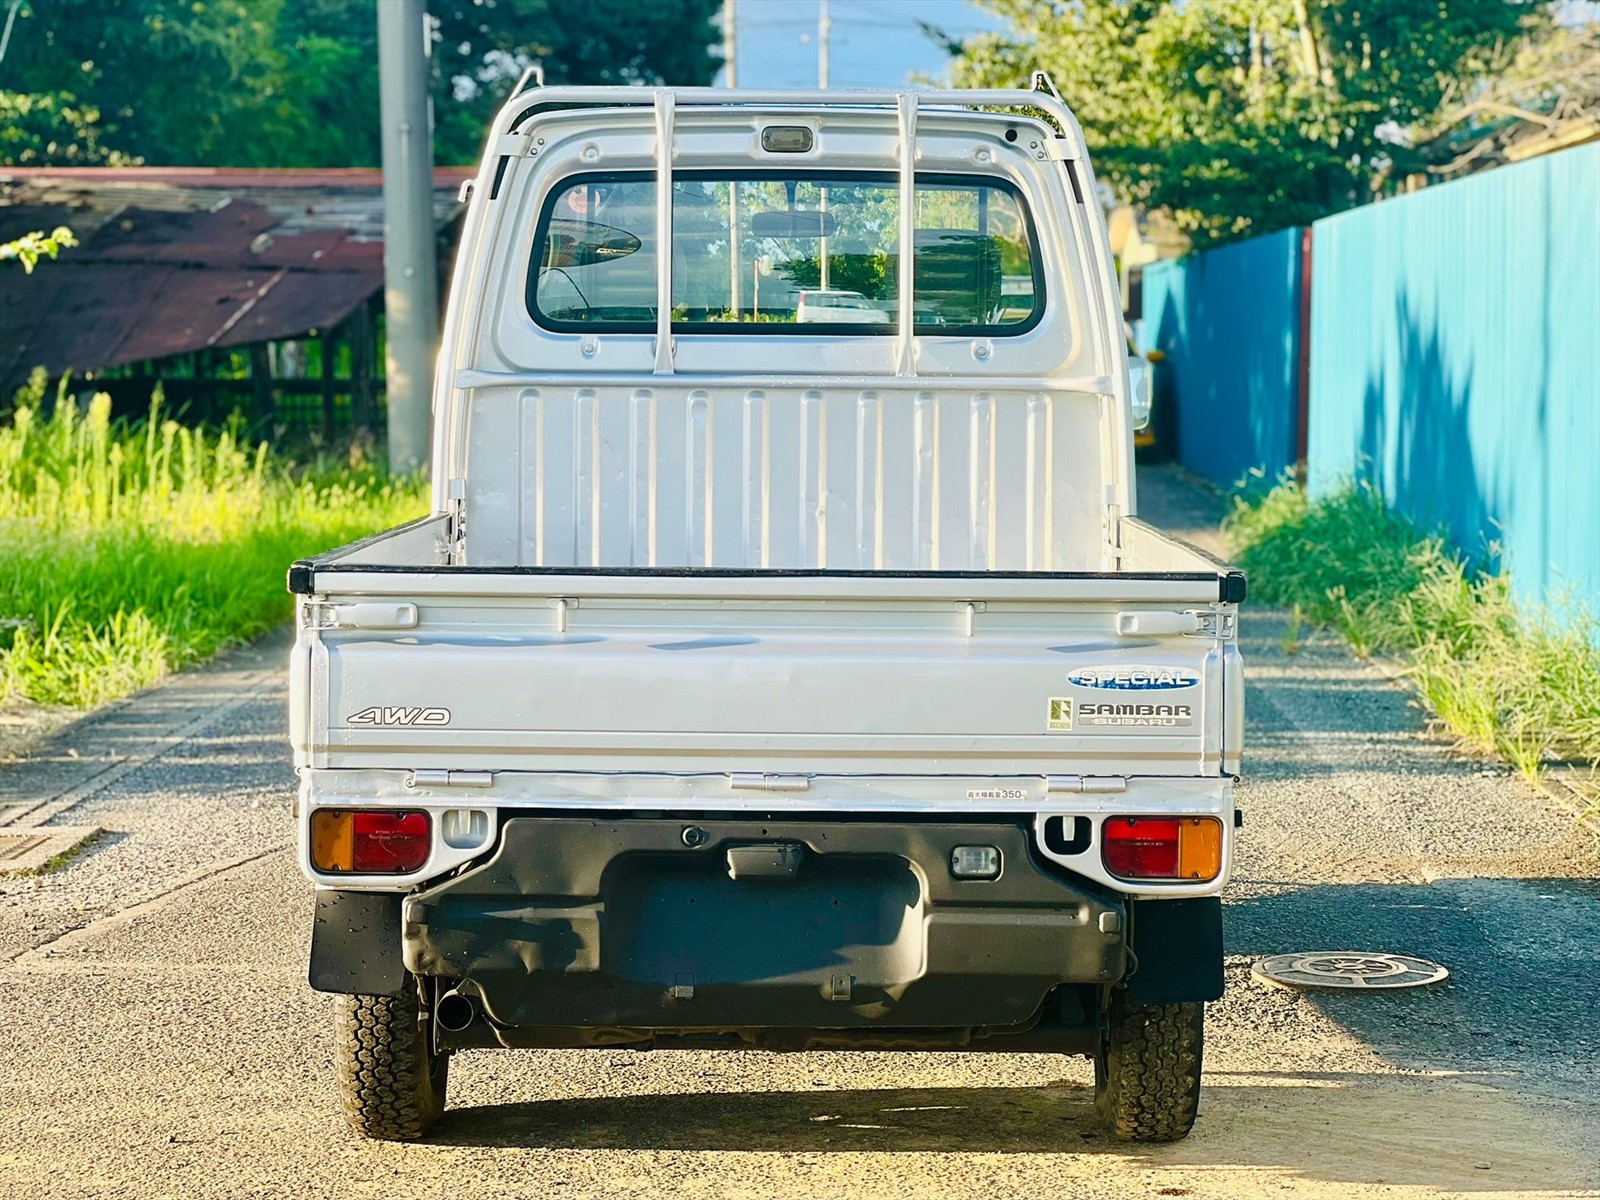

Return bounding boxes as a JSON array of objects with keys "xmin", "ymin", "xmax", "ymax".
[
  {"xmin": 1139, "ymin": 228, "xmax": 1303, "ymax": 489},
  {"xmin": 1308, "ymin": 142, "xmax": 1600, "ymax": 612}
]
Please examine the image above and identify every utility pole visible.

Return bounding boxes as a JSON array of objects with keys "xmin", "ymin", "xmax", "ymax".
[
  {"xmin": 818, "ymin": 0, "xmax": 830, "ymax": 89},
  {"xmin": 817, "ymin": 0, "xmax": 831, "ymax": 290},
  {"xmin": 725, "ymin": 0, "xmax": 741, "ymax": 318},
  {"xmin": 377, "ymin": 0, "xmax": 438, "ymax": 476}
]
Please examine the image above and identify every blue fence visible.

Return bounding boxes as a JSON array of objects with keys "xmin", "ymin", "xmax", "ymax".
[
  {"xmin": 1140, "ymin": 140, "xmax": 1600, "ymax": 614},
  {"xmin": 1138, "ymin": 227, "xmax": 1303, "ymax": 489},
  {"xmin": 1306, "ymin": 142, "xmax": 1600, "ymax": 611}
]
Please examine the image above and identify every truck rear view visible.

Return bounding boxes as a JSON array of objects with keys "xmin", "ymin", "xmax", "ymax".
[{"xmin": 289, "ymin": 79, "xmax": 1244, "ymax": 1146}]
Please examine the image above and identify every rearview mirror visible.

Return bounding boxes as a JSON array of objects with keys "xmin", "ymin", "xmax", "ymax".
[{"xmin": 750, "ymin": 210, "xmax": 838, "ymax": 239}]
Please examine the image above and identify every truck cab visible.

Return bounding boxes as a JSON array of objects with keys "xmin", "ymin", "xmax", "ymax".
[{"xmin": 289, "ymin": 78, "xmax": 1243, "ymax": 1146}]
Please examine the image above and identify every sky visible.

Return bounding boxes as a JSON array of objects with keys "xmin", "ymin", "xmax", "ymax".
[{"xmin": 720, "ymin": 0, "xmax": 1005, "ymax": 90}]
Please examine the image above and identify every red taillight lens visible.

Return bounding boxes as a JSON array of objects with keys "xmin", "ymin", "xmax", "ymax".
[
  {"xmin": 311, "ymin": 809, "xmax": 431, "ymax": 873},
  {"xmin": 1101, "ymin": 816, "xmax": 1223, "ymax": 881},
  {"xmin": 1102, "ymin": 817, "xmax": 1180, "ymax": 879},
  {"xmin": 352, "ymin": 810, "xmax": 431, "ymax": 873}
]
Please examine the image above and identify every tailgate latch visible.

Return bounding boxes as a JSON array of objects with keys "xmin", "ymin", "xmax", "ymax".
[{"xmin": 1115, "ymin": 610, "xmax": 1235, "ymax": 639}]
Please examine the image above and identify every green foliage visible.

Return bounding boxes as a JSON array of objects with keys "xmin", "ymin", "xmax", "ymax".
[
  {"xmin": 0, "ymin": 226, "xmax": 77, "ymax": 273},
  {"xmin": 949, "ymin": 0, "xmax": 1538, "ymax": 242},
  {"xmin": 0, "ymin": 0, "xmax": 722, "ymax": 169},
  {"xmin": 1226, "ymin": 478, "xmax": 1600, "ymax": 776},
  {"xmin": 0, "ymin": 90, "xmax": 126, "ymax": 166},
  {"xmin": 0, "ymin": 379, "xmax": 425, "ymax": 708},
  {"xmin": 429, "ymin": 0, "xmax": 725, "ymax": 164}
]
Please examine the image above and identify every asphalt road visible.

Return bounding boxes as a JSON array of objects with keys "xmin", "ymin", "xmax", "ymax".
[{"xmin": 4, "ymin": 465, "xmax": 1597, "ymax": 1200}]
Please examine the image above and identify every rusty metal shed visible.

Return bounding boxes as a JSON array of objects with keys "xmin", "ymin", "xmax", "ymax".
[{"xmin": 0, "ymin": 167, "xmax": 472, "ymax": 428}]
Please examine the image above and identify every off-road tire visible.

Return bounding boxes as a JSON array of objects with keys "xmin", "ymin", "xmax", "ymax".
[
  {"xmin": 1094, "ymin": 992, "xmax": 1203, "ymax": 1142},
  {"xmin": 334, "ymin": 982, "xmax": 449, "ymax": 1140}
]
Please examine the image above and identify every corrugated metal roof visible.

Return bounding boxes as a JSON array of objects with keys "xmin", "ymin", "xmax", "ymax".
[{"xmin": 0, "ymin": 167, "xmax": 470, "ymax": 391}]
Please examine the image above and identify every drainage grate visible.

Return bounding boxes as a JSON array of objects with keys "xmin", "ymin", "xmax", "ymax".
[
  {"xmin": 0, "ymin": 827, "xmax": 101, "ymax": 873},
  {"xmin": 1252, "ymin": 951, "xmax": 1450, "ymax": 992}
]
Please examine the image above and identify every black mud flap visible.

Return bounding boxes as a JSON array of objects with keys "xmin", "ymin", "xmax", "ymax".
[
  {"xmin": 1127, "ymin": 896, "xmax": 1224, "ymax": 1003},
  {"xmin": 309, "ymin": 890, "xmax": 406, "ymax": 996}
]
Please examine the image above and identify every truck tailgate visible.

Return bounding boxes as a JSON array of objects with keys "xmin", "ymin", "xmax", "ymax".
[{"xmin": 295, "ymin": 570, "xmax": 1235, "ymax": 779}]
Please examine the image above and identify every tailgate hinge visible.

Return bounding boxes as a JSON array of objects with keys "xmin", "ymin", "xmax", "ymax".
[
  {"xmin": 407, "ymin": 769, "xmax": 495, "ymax": 789},
  {"xmin": 729, "ymin": 772, "xmax": 812, "ymax": 793},
  {"xmin": 1046, "ymin": 775, "xmax": 1128, "ymax": 794}
]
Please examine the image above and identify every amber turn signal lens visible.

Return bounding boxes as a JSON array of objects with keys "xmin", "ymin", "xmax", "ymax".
[
  {"xmin": 310, "ymin": 809, "xmax": 431, "ymax": 874},
  {"xmin": 1101, "ymin": 815, "xmax": 1222, "ymax": 882}
]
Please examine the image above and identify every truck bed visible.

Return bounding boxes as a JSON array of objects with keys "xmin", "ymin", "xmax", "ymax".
[{"xmin": 289, "ymin": 513, "xmax": 1242, "ymax": 783}]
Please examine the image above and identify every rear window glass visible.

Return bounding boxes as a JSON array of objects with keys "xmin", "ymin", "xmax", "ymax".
[{"xmin": 528, "ymin": 171, "xmax": 1043, "ymax": 335}]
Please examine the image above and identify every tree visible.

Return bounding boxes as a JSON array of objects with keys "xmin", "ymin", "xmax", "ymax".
[
  {"xmin": 428, "ymin": 0, "xmax": 724, "ymax": 164},
  {"xmin": 0, "ymin": 0, "xmax": 722, "ymax": 170},
  {"xmin": 947, "ymin": 0, "xmax": 1540, "ymax": 242},
  {"xmin": 0, "ymin": 0, "xmax": 285, "ymax": 166}
]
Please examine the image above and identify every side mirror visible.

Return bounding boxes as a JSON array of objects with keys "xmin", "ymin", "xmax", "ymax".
[{"xmin": 1128, "ymin": 356, "xmax": 1154, "ymax": 433}]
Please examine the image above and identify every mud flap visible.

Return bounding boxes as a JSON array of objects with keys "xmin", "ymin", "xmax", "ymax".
[
  {"xmin": 310, "ymin": 890, "xmax": 406, "ymax": 996},
  {"xmin": 1127, "ymin": 896, "xmax": 1224, "ymax": 1003}
]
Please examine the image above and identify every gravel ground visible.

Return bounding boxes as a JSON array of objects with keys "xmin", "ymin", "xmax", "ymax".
[{"xmin": 2, "ymin": 464, "xmax": 1597, "ymax": 1199}]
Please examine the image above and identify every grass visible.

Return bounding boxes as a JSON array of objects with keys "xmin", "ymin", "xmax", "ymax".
[
  {"xmin": 1225, "ymin": 477, "xmax": 1600, "ymax": 781},
  {"xmin": 0, "ymin": 373, "xmax": 426, "ymax": 709}
]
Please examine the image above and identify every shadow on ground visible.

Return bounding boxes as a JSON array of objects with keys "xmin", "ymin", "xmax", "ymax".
[
  {"xmin": 430, "ymin": 1074, "xmax": 1592, "ymax": 1191},
  {"xmin": 1225, "ymin": 877, "xmax": 1600, "ymax": 1093}
]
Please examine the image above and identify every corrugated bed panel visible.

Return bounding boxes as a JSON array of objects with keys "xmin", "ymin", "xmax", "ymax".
[{"xmin": 462, "ymin": 386, "xmax": 1105, "ymax": 572}]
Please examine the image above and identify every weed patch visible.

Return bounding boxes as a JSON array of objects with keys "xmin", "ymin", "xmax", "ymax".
[
  {"xmin": 1225, "ymin": 479, "xmax": 1600, "ymax": 778},
  {"xmin": 0, "ymin": 376, "xmax": 425, "ymax": 709}
]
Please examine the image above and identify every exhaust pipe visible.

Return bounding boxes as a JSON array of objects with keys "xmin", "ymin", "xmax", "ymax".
[{"xmin": 435, "ymin": 988, "xmax": 478, "ymax": 1033}]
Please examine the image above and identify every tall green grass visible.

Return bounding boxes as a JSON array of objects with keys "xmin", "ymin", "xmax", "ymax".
[
  {"xmin": 1226, "ymin": 478, "xmax": 1600, "ymax": 779},
  {"xmin": 0, "ymin": 375, "xmax": 425, "ymax": 709}
]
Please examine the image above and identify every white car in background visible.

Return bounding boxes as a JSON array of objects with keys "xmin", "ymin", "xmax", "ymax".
[{"xmin": 795, "ymin": 289, "xmax": 891, "ymax": 323}]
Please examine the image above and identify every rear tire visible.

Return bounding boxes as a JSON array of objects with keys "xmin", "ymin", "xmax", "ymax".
[
  {"xmin": 1094, "ymin": 991, "xmax": 1203, "ymax": 1142},
  {"xmin": 334, "ymin": 979, "xmax": 449, "ymax": 1140}
]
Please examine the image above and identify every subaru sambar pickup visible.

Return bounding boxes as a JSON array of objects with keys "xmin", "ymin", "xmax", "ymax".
[{"xmin": 288, "ymin": 75, "xmax": 1245, "ymax": 1145}]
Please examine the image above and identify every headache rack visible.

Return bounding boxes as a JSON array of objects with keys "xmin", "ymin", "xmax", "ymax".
[{"xmin": 478, "ymin": 71, "xmax": 1097, "ymax": 382}]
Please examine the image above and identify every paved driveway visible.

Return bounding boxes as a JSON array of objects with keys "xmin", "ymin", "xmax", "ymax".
[{"xmin": 3, "ymin": 465, "xmax": 1596, "ymax": 1199}]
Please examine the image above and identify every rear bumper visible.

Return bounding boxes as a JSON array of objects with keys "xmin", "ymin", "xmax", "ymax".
[{"xmin": 400, "ymin": 817, "xmax": 1125, "ymax": 1045}]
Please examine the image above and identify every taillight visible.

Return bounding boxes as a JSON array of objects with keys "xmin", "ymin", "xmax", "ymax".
[
  {"xmin": 1101, "ymin": 816, "xmax": 1222, "ymax": 882},
  {"xmin": 310, "ymin": 809, "xmax": 431, "ymax": 874}
]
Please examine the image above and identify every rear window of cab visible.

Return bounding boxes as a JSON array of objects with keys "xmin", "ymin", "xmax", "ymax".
[{"xmin": 527, "ymin": 170, "xmax": 1045, "ymax": 336}]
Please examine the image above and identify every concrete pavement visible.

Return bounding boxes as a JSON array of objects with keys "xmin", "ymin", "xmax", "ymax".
[{"xmin": 3, "ymin": 465, "xmax": 1597, "ymax": 1199}]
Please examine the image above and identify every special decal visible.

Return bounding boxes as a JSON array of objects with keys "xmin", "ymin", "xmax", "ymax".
[
  {"xmin": 1046, "ymin": 697, "xmax": 1074, "ymax": 732},
  {"xmin": 1077, "ymin": 702, "xmax": 1193, "ymax": 728},
  {"xmin": 1068, "ymin": 665, "xmax": 1201, "ymax": 691},
  {"xmin": 346, "ymin": 706, "xmax": 452, "ymax": 727}
]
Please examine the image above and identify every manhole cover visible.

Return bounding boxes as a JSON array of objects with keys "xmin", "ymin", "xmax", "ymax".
[{"xmin": 1252, "ymin": 951, "xmax": 1449, "ymax": 992}]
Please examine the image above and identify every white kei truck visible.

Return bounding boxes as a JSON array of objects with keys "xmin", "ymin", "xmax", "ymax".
[{"xmin": 289, "ymin": 76, "xmax": 1244, "ymax": 1145}]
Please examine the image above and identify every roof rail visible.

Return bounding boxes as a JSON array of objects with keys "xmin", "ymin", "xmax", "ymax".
[{"xmin": 495, "ymin": 85, "xmax": 1084, "ymax": 150}]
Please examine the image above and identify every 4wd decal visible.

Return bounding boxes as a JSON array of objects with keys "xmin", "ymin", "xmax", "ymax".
[
  {"xmin": 1068, "ymin": 666, "xmax": 1200, "ymax": 691},
  {"xmin": 346, "ymin": 706, "xmax": 452, "ymax": 727},
  {"xmin": 1078, "ymin": 702, "xmax": 1193, "ymax": 728}
]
